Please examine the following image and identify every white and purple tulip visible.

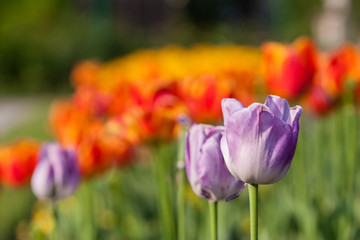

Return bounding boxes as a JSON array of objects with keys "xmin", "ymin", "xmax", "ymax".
[
  {"xmin": 185, "ymin": 124, "xmax": 246, "ymax": 202},
  {"xmin": 221, "ymin": 95, "xmax": 302, "ymax": 184},
  {"xmin": 31, "ymin": 143, "xmax": 80, "ymax": 201}
]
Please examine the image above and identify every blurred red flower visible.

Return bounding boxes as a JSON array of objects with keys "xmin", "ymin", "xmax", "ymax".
[
  {"xmin": 262, "ymin": 37, "xmax": 317, "ymax": 99},
  {"xmin": 179, "ymin": 75, "xmax": 231, "ymax": 123},
  {"xmin": 0, "ymin": 140, "xmax": 40, "ymax": 187}
]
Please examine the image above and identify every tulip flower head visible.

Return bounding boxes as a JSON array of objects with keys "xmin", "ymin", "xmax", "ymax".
[
  {"xmin": 31, "ymin": 143, "xmax": 80, "ymax": 201},
  {"xmin": 0, "ymin": 140, "xmax": 40, "ymax": 187},
  {"xmin": 185, "ymin": 124, "xmax": 246, "ymax": 202},
  {"xmin": 261, "ymin": 38, "xmax": 317, "ymax": 99},
  {"xmin": 221, "ymin": 95, "xmax": 302, "ymax": 184}
]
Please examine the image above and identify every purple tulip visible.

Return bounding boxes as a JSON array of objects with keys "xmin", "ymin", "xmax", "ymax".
[
  {"xmin": 185, "ymin": 124, "xmax": 246, "ymax": 202},
  {"xmin": 31, "ymin": 143, "xmax": 80, "ymax": 200},
  {"xmin": 221, "ymin": 95, "xmax": 302, "ymax": 184}
]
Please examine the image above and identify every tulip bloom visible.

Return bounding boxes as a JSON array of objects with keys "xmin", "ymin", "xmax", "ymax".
[
  {"xmin": 328, "ymin": 44, "xmax": 360, "ymax": 92},
  {"xmin": 262, "ymin": 38, "xmax": 317, "ymax": 99},
  {"xmin": 0, "ymin": 140, "xmax": 39, "ymax": 187},
  {"xmin": 221, "ymin": 95, "xmax": 302, "ymax": 184},
  {"xmin": 185, "ymin": 124, "xmax": 246, "ymax": 202},
  {"xmin": 31, "ymin": 143, "xmax": 80, "ymax": 200}
]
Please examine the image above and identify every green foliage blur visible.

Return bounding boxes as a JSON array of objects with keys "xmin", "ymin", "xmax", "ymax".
[{"xmin": 0, "ymin": 0, "xmax": 326, "ymax": 94}]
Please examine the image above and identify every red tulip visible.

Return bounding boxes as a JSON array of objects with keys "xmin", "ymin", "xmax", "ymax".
[
  {"xmin": 0, "ymin": 140, "xmax": 40, "ymax": 187},
  {"xmin": 326, "ymin": 44, "xmax": 360, "ymax": 96},
  {"xmin": 262, "ymin": 37, "xmax": 317, "ymax": 99}
]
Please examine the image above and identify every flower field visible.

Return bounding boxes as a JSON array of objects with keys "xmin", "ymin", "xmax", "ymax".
[{"xmin": 1, "ymin": 38, "xmax": 360, "ymax": 240}]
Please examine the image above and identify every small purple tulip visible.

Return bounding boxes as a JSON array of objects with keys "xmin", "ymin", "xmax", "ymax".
[
  {"xmin": 185, "ymin": 124, "xmax": 246, "ymax": 202},
  {"xmin": 31, "ymin": 143, "xmax": 80, "ymax": 200},
  {"xmin": 221, "ymin": 95, "xmax": 302, "ymax": 184}
]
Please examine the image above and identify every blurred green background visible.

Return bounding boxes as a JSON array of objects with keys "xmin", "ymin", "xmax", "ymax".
[
  {"xmin": 0, "ymin": 0, "xmax": 333, "ymax": 94},
  {"xmin": 1, "ymin": 0, "xmax": 360, "ymax": 239}
]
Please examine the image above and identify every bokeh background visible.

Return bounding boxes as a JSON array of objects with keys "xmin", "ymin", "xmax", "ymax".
[
  {"xmin": 2, "ymin": 0, "xmax": 359, "ymax": 94},
  {"xmin": 1, "ymin": 0, "xmax": 360, "ymax": 239}
]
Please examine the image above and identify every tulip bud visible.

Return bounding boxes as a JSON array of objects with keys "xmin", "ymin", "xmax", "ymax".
[
  {"xmin": 185, "ymin": 124, "xmax": 246, "ymax": 202},
  {"xmin": 31, "ymin": 143, "xmax": 80, "ymax": 201},
  {"xmin": 221, "ymin": 95, "xmax": 302, "ymax": 184}
]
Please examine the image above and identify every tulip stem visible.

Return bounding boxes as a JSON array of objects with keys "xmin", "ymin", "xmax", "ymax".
[
  {"xmin": 177, "ymin": 167, "xmax": 185, "ymax": 240},
  {"xmin": 153, "ymin": 144, "xmax": 176, "ymax": 240},
  {"xmin": 249, "ymin": 184, "xmax": 258, "ymax": 240},
  {"xmin": 51, "ymin": 201, "xmax": 59, "ymax": 240},
  {"xmin": 177, "ymin": 126, "xmax": 187, "ymax": 240},
  {"xmin": 209, "ymin": 201, "xmax": 218, "ymax": 240}
]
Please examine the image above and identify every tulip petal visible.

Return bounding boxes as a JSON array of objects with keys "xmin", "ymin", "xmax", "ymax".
[
  {"xmin": 221, "ymin": 98, "xmax": 245, "ymax": 126},
  {"xmin": 31, "ymin": 161, "xmax": 55, "ymax": 199},
  {"xmin": 220, "ymin": 136, "xmax": 238, "ymax": 179},
  {"xmin": 197, "ymin": 133, "xmax": 224, "ymax": 200},
  {"xmin": 58, "ymin": 149, "xmax": 80, "ymax": 199},
  {"xmin": 225, "ymin": 104, "xmax": 294, "ymax": 184},
  {"xmin": 198, "ymin": 132, "xmax": 243, "ymax": 201},
  {"xmin": 220, "ymin": 136, "xmax": 247, "ymax": 199},
  {"xmin": 225, "ymin": 192, "xmax": 241, "ymax": 202},
  {"xmin": 185, "ymin": 123, "xmax": 245, "ymax": 201},
  {"xmin": 264, "ymin": 95, "xmax": 291, "ymax": 124},
  {"xmin": 290, "ymin": 105, "xmax": 302, "ymax": 130},
  {"xmin": 289, "ymin": 105, "xmax": 302, "ymax": 153},
  {"xmin": 258, "ymin": 111, "xmax": 294, "ymax": 183},
  {"xmin": 185, "ymin": 124, "xmax": 207, "ymax": 189}
]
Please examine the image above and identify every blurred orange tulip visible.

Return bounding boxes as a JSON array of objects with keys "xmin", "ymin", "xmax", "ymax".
[
  {"xmin": 73, "ymin": 87, "xmax": 112, "ymax": 117},
  {"xmin": 76, "ymin": 117, "xmax": 137, "ymax": 177},
  {"xmin": 179, "ymin": 75, "xmax": 230, "ymax": 123},
  {"xmin": 0, "ymin": 140, "xmax": 40, "ymax": 187},
  {"xmin": 75, "ymin": 121, "xmax": 111, "ymax": 177},
  {"xmin": 304, "ymin": 44, "xmax": 360, "ymax": 115},
  {"xmin": 326, "ymin": 44, "xmax": 360, "ymax": 96},
  {"xmin": 50, "ymin": 100, "xmax": 138, "ymax": 177},
  {"xmin": 262, "ymin": 37, "xmax": 317, "ymax": 99},
  {"xmin": 49, "ymin": 100, "xmax": 91, "ymax": 146},
  {"xmin": 71, "ymin": 60, "xmax": 101, "ymax": 87},
  {"xmin": 131, "ymin": 85, "xmax": 188, "ymax": 142}
]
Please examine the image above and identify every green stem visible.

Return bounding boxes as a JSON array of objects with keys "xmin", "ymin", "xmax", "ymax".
[
  {"xmin": 249, "ymin": 184, "xmax": 258, "ymax": 240},
  {"xmin": 344, "ymin": 106, "xmax": 356, "ymax": 196},
  {"xmin": 209, "ymin": 201, "xmax": 218, "ymax": 240},
  {"xmin": 177, "ymin": 167, "xmax": 185, "ymax": 240},
  {"xmin": 79, "ymin": 182, "xmax": 96, "ymax": 240},
  {"xmin": 51, "ymin": 201, "xmax": 59, "ymax": 240},
  {"xmin": 153, "ymin": 144, "xmax": 176, "ymax": 240},
  {"xmin": 177, "ymin": 136, "xmax": 186, "ymax": 240}
]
